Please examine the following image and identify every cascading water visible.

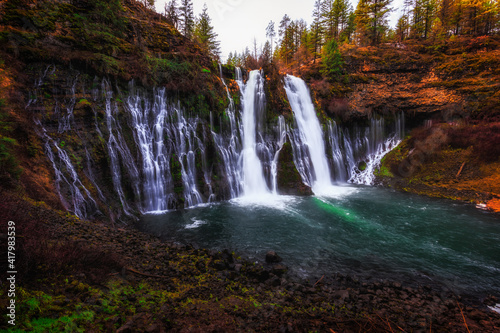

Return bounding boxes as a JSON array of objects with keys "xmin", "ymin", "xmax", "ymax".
[
  {"xmin": 104, "ymin": 81, "xmax": 142, "ymax": 215},
  {"xmin": 36, "ymin": 122, "xmax": 98, "ymax": 219},
  {"xmin": 285, "ymin": 75, "xmax": 404, "ymax": 190},
  {"xmin": 33, "ymin": 66, "xmax": 405, "ymax": 220},
  {"xmin": 240, "ymin": 70, "xmax": 270, "ymax": 197},
  {"xmin": 211, "ymin": 67, "xmax": 243, "ymax": 198},
  {"xmin": 270, "ymin": 116, "xmax": 286, "ymax": 194},
  {"xmin": 125, "ymin": 84, "xmax": 208, "ymax": 211},
  {"xmin": 346, "ymin": 114, "xmax": 404, "ymax": 185},
  {"xmin": 213, "ymin": 68, "xmax": 285, "ymax": 200},
  {"xmin": 125, "ymin": 85, "xmax": 173, "ymax": 212},
  {"xmin": 285, "ymin": 75, "xmax": 333, "ymax": 194}
]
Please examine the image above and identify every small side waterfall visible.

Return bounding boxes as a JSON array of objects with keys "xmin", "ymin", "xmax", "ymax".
[
  {"xmin": 104, "ymin": 81, "xmax": 142, "ymax": 215},
  {"xmin": 271, "ymin": 116, "xmax": 286, "ymax": 194},
  {"xmin": 342, "ymin": 114, "xmax": 404, "ymax": 185},
  {"xmin": 211, "ymin": 67, "xmax": 243, "ymax": 198},
  {"xmin": 285, "ymin": 75, "xmax": 333, "ymax": 194},
  {"xmin": 36, "ymin": 121, "xmax": 98, "ymax": 219}
]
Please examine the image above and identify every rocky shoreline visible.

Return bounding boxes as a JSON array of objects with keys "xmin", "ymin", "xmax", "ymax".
[{"xmin": 7, "ymin": 200, "xmax": 492, "ymax": 332}]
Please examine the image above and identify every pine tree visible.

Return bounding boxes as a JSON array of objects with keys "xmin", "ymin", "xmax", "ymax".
[
  {"xmin": 412, "ymin": 0, "xmax": 437, "ymax": 38},
  {"xmin": 396, "ymin": 14, "xmax": 410, "ymax": 40},
  {"xmin": 179, "ymin": 0, "xmax": 195, "ymax": 39},
  {"xmin": 339, "ymin": 4, "xmax": 355, "ymax": 42},
  {"xmin": 226, "ymin": 52, "xmax": 234, "ymax": 66},
  {"xmin": 355, "ymin": 0, "xmax": 393, "ymax": 45},
  {"xmin": 165, "ymin": 0, "xmax": 179, "ymax": 29},
  {"xmin": 311, "ymin": 0, "xmax": 324, "ymax": 62},
  {"xmin": 278, "ymin": 14, "xmax": 293, "ymax": 64},
  {"xmin": 266, "ymin": 21, "xmax": 276, "ymax": 59},
  {"xmin": 261, "ymin": 40, "xmax": 272, "ymax": 65},
  {"xmin": 194, "ymin": 4, "xmax": 221, "ymax": 59},
  {"xmin": 321, "ymin": 38, "xmax": 343, "ymax": 81}
]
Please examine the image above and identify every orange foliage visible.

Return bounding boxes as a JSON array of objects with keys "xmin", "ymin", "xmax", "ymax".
[{"xmin": 487, "ymin": 198, "xmax": 500, "ymax": 213}]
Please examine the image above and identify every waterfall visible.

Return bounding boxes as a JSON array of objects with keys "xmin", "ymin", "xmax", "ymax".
[
  {"xmin": 271, "ymin": 116, "xmax": 286, "ymax": 194},
  {"xmin": 125, "ymin": 84, "xmax": 208, "ymax": 211},
  {"xmin": 104, "ymin": 81, "xmax": 142, "ymax": 215},
  {"xmin": 125, "ymin": 86, "xmax": 173, "ymax": 212},
  {"xmin": 240, "ymin": 70, "xmax": 271, "ymax": 197},
  {"xmin": 169, "ymin": 106, "xmax": 204, "ymax": 207},
  {"xmin": 32, "ymin": 66, "xmax": 405, "ymax": 219},
  {"xmin": 36, "ymin": 121, "xmax": 98, "ymax": 219},
  {"xmin": 347, "ymin": 114, "xmax": 404, "ymax": 185},
  {"xmin": 285, "ymin": 75, "xmax": 333, "ymax": 194},
  {"xmin": 212, "ymin": 67, "xmax": 243, "ymax": 198},
  {"xmin": 285, "ymin": 75, "xmax": 405, "ymax": 190}
]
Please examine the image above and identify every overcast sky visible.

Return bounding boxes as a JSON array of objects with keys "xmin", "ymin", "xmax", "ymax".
[{"xmin": 155, "ymin": 0, "xmax": 404, "ymax": 61}]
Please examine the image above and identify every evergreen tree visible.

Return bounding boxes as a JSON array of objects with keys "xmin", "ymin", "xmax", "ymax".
[
  {"xmin": 266, "ymin": 21, "xmax": 276, "ymax": 60},
  {"xmin": 339, "ymin": 5, "xmax": 356, "ymax": 42},
  {"xmin": 278, "ymin": 14, "xmax": 293, "ymax": 64},
  {"xmin": 438, "ymin": 0, "xmax": 454, "ymax": 34},
  {"xmin": 412, "ymin": 0, "xmax": 438, "ymax": 38},
  {"xmin": 194, "ymin": 4, "xmax": 221, "ymax": 59},
  {"xmin": 322, "ymin": 0, "xmax": 336, "ymax": 38},
  {"xmin": 396, "ymin": 14, "xmax": 411, "ymax": 40},
  {"xmin": 332, "ymin": 0, "xmax": 351, "ymax": 38},
  {"xmin": 179, "ymin": 0, "xmax": 195, "ymax": 39},
  {"xmin": 165, "ymin": 0, "xmax": 179, "ymax": 29},
  {"xmin": 261, "ymin": 40, "xmax": 272, "ymax": 65},
  {"xmin": 226, "ymin": 52, "xmax": 234, "ymax": 66},
  {"xmin": 321, "ymin": 38, "xmax": 343, "ymax": 81},
  {"xmin": 355, "ymin": 0, "xmax": 393, "ymax": 45},
  {"xmin": 279, "ymin": 14, "xmax": 291, "ymax": 40},
  {"xmin": 311, "ymin": 0, "xmax": 324, "ymax": 62}
]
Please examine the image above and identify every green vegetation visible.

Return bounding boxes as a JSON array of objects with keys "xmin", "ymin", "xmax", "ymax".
[{"xmin": 321, "ymin": 39, "xmax": 344, "ymax": 81}]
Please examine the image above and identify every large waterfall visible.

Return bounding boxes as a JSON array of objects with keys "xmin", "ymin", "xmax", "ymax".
[
  {"xmin": 285, "ymin": 75, "xmax": 404, "ymax": 192},
  {"xmin": 285, "ymin": 75, "xmax": 333, "ymax": 194},
  {"xmin": 33, "ymin": 67, "xmax": 403, "ymax": 220},
  {"xmin": 239, "ymin": 70, "xmax": 271, "ymax": 198}
]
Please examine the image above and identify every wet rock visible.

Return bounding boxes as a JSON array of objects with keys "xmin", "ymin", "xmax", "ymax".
[
  {"xmin": 271, "ymin": 264, "xmax": 288, "ymax": 277},
  {"xmin": 266, "ymin": 251, "xmax": 282, "ymax": 263},
  {"xmin": 334, "ymin": 290, "xmax": 350, "ymax": 301}
]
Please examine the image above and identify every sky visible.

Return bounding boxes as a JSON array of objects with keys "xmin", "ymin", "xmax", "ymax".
[{"xmin": 155, "ymin": 0, "xmax": 404, "ymax": 61}]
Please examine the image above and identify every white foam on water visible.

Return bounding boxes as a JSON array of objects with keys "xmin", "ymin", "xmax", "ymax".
[
  {"xmin": 185, "ymin": 218, "xmax": 207, "ymax": 229},
  {"xmin": 144, "ymin": 210, "xmax": 169, "ymax": 215},
  {"xmin": 231, "ymin": 193, "xmax": 298, "ymax": 210},
  {"xmin": 313, "ymin": 185, "xmax": 359, "ymax": 199},
  {"xmin": 488, "ymin": 304, "xmax": 500, "ymax": 314}
]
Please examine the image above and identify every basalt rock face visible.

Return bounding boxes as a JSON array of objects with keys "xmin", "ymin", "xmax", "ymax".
[{"xmin": 276, "ymin": 143, "xmax": 313, "ymax": 196}]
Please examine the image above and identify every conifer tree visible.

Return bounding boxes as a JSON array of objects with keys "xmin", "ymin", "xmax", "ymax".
[
  {"xmin": 321, "ymin": 38, "xmax": 343, "ymax": 81},
  {"xmin": 311, "ymin": 0, "xmax": 324, "ymax": 61},
  {"xmin": 179, "ymin": 0, "xmax": 195, "ymax": 39},
  {"xmin": 194, "ymin": 4, "xmax": 221, "ymax": 59},
  {"xmin": 266, "ymin": 21, "xmax": 276, "ymax": 59},
  {"xmin": 412, "ymin": 0, "xmax": 438, "ymax": 38},
  {"xmin": 165, "ymin": 0, "xmax": 179, "ymax": 29},
  {"xmin": 354, "ymin": 0, "xmax": 393, "ymax": 45},
  {"xmin": 261, "ymin": 40, "xmax": 273, "ymax": 65}
]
